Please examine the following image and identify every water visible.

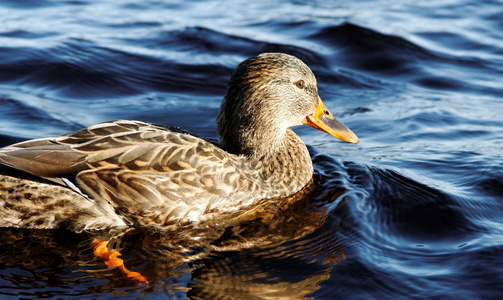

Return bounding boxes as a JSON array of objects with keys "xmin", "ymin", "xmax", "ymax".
[{"xmin": 0, "ymin": 0, "xmax": 502, "ymax": 298}]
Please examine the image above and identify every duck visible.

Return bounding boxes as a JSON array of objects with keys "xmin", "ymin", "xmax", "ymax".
[{"xmin": 0, "ymin": 52, "xmax": 358, "ymax": 233}]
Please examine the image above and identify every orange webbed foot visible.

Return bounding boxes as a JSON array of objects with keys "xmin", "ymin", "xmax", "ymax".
[{"xmin": 91, "ymin": 239, "xmax": 149, "ymax": 285}]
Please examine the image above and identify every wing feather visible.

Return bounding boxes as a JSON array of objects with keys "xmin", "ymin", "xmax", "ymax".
[{"xmin": 1, "ymin": 120, "xmax": 258, "ymax": 226}]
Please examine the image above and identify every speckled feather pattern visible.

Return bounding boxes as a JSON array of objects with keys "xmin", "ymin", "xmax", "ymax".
[
  {"xmin": 0, "ymin": 172, "xmax": 127, "ymax": 232},
  {"xmin": 0, "ymin": 53, "xmax": 321, "ymax": 231}
]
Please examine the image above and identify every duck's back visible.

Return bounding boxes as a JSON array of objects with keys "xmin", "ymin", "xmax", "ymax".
[{"xmin": 0, "ymin": 120, "xmax": 267, "ymax": 230}]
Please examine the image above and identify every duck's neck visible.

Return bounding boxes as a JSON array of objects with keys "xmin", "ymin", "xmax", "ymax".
[
  {"xmin": 218, "ymin": 117, "xmax": 288, "ymax": 157},
  {"xmin": 244, "ymin": 129, "xmax": 314, "ymax": 197}
]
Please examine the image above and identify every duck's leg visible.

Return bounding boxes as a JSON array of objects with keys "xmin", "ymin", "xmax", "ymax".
[{"xmin": 91, "ymin": 239, "xmax": 149, "ymax": 285}]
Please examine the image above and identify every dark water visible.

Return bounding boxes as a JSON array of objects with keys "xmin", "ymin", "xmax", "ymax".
[{"xmin": 1, "ymin": 0, "xmax": 502, "ymax": 299}]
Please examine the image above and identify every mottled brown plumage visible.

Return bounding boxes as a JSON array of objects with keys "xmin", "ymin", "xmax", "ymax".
[{"xmin": 0, "ymin": 53, "xmax": 357, "ymax": 232}]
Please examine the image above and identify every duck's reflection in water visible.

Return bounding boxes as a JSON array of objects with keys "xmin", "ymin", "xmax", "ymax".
[{"xmin": 0, "ymin": 178, "xmax": 349, "ymax": 298}]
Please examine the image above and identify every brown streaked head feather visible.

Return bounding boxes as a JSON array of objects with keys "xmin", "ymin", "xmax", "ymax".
[{"xmin": 217, "ymin": 53, "xmax": 320, "ymax": 156}]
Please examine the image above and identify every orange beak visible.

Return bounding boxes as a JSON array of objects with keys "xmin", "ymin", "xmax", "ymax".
[{"xmin": 302, "ymin": 97, "xmax": 359, "ymax": 144}]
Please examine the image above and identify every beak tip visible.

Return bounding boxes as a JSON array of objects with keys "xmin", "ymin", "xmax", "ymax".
[
  {"xmin": 345, "ymin": 135, "xmax": 359, "ymax": 144},
  {"xmin": 339, "ymin": 130, "xmax": 358, "ymax": 144}
]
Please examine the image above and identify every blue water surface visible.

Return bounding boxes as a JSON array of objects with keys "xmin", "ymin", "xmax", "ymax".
[{"xmin": 0, "ymin": 0, "xmax": 502, "ymax": 299}]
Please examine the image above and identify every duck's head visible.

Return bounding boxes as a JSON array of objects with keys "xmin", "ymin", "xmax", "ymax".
[{"xmin": 217, "ymin": 52, "xmax": 358, "ymax": 156}]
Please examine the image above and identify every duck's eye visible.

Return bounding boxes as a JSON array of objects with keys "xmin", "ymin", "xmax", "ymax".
[{"xmin": 295, "ymin": 80, "xmax": 305, "ymax": 89}]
